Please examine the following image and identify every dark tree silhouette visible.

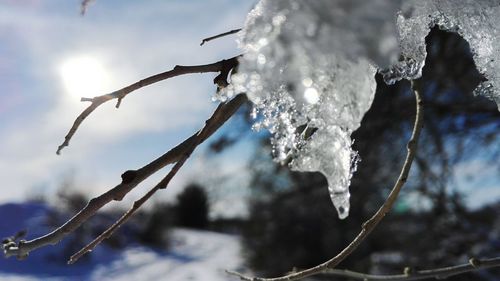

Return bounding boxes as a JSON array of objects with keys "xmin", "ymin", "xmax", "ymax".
[{"xmin": 175, "ymin": 184, "xmax": 210, "ymax": 229}]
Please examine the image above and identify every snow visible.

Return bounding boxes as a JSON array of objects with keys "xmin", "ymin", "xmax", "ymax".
[
  {"xmin": 90, "ymin": 229, "xmax": 244, "ymax": 281},
  {"xmin": 0, "ymin": 275, "xmax": 41, "ymax": 281},
  {"xmin": 228, "ymin": 0, "xmax": 500, "ymax": 219},
  {"xmin": 0, "ymin": 203, "xmax": 246, "ymax": 281}
]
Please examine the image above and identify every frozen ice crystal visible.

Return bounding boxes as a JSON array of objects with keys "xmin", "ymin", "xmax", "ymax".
[
  {"xmin": 232, "ymin": 0, "xmax": 379, "ymax": 219},
  {"xmin": 233, "ymin": 0, "xmax": 500, "ymax": 219},
  {"xmin": 383, "ymin": 0, "xmax": 500, "ymax": 109}
]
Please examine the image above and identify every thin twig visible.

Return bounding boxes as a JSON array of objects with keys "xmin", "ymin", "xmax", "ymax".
[
  {"xmin": 56, "ymin": 56, "xmax": 240, "ymax": 155},
  {"xmin": 227, "ymin": 81, "xmax": 424, "ymax": 281},
  {"xmin": 322, "ymin": 257, "xmax": 500, "ymax": 280},
  {"xmin": 80, "ymin": 0, "xmax": 95, "ymax": 15},
  {"xmin": 200, "ymin": 29, "xmax": 241, "ymax": 46},
  {"xmin": 69, "ymin": 94, "xmax": 247, "ymax": 263}
]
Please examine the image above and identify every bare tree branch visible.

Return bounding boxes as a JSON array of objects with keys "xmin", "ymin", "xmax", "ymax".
[
  {"xmin": 3, "ymin": 95, "xmax": 245, "ymax": 261},
  {"xmin": 68, "ymin": 93, "xmax": 247, "ymax": 264},
  {"xmin": 322, "ymin": 257, "xmax": 500, "ymax": 281},
  {"xmin": 200, "ymin": 29, "xmax": 242, "ymax": 46},
  {"xmin": 227, "ymin": 81, "xmax": 424, "ymax": 281},
  {"xmin": 3, "ymin": 57, "xmax": 243, "ymax": 260},
  {"xmin": 56, "ymin": 56, "xmax": 240, "ymax": 155}
]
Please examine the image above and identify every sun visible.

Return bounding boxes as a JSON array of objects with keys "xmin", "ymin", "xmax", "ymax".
[{"xmin": 59, "ymin": 56, "xmax": 111, "ymax": 98}]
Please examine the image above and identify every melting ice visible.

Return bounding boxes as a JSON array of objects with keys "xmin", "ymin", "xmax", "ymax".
[{"xmin": 225, "ymin": 0, "xmax": 500, "ymax": 219}]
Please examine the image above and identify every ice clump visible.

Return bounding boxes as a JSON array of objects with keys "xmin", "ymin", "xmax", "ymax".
[
  {"xmin": 231, "ymin": 0, "xmax": 500, "ymax": 219},
  {"xmin": 230, "ymin": 0, "xmax": 380, "ymax": 219},
  {"xmin": 383, "ymin": 0, "xmax": 500, "ymax": 110}
]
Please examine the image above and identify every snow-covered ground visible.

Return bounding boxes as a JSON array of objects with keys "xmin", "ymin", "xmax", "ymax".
[
  {"xmin": 90, "ymin": 229, "xmax": 246, "ymax": 281},
  {"xmin": 0, "ymin": 203, "xmax": 247, "ymax": 281}
]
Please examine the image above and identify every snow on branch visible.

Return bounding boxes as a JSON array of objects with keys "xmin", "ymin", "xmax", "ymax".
[
  {"xmin": 4, "ymin": 1, "xmax": 500, "ymax": 279},
  {"xmin": 230, "ymin": 0, "xmax": 500, "ymax": 221}
]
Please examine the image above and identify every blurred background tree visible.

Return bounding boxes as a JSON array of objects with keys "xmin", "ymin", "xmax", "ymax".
[
  {"xmin": 174, "ymin": 184, "xmax": 210, "ymax": 229},
  {"xmin": 138, "ymin": 183, "xmax": 211, "ymax": 248}
]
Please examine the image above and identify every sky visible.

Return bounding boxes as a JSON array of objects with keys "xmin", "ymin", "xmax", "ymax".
[
  {"xmin": 0, "ymin": 0, "xmax": 256, "ymax": 217},
  {"xmin": 0, "ymin": 0, "xmax": 498, "ymax": 219}
]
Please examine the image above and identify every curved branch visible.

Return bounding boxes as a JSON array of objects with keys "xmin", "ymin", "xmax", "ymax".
[
  {"xmin": 323, "ymin": 257, "xmax": 500, "ymax": 281},
  {"xmin": 56, "ymin": 56, "xmax": 240, "ymax": 155},
  {"xmin": 228, "ymin": 81, "xmax": 424, "ymax": 281}
]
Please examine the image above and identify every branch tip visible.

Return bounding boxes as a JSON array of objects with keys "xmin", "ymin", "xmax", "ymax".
[
  {"xmin": 116, "ymin": 97, "xmax": 123, "ymax": 108},
  {"xmin": 81, "ymin": 97, "xmax": 94, "ymax": 102},
  {"xmin": 200, "ymin": 28, "xmax": 241, "ymax": 46}
]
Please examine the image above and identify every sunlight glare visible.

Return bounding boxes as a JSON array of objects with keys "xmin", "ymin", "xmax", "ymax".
[
  {"xmin": 304, "ymin": 87, "xmax": 320, "ymax": 104},
  {"xmin": 59, "ymin": 56, "xmax": 111, "ymax": 98}
]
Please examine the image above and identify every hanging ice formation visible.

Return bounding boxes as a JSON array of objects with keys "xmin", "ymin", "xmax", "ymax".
[{"xmin": 220, "ymin": 0, "xmax": 500, "ymax": 219}]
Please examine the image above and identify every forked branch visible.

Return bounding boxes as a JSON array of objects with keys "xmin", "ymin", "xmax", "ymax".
[
  {"xmin": 3, "ymin": 57, "xmax": 242, "ymax": 260},
  {"xmin": 56, "ymin": 56, "xmax": 240, "ymax": 155},
  {"xmin": 69, "ymin": 94, "xmax": 247, "ymax": 264},
  {"xmin": 228, "ymin": 81, "xmax": 424, "ymax": 281},
  {"xmin": 3, "ymin": 95, "xmax": 245, "ymax": 261}
]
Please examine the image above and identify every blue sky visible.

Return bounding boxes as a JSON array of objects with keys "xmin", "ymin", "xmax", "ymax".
[
  {"xmin": 0, "ymin": 0, "xmax": 256, "ymax": 216},
  {"xmin": 0, "ymin": 0, "xmax": 498, "ymax": 218}
]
